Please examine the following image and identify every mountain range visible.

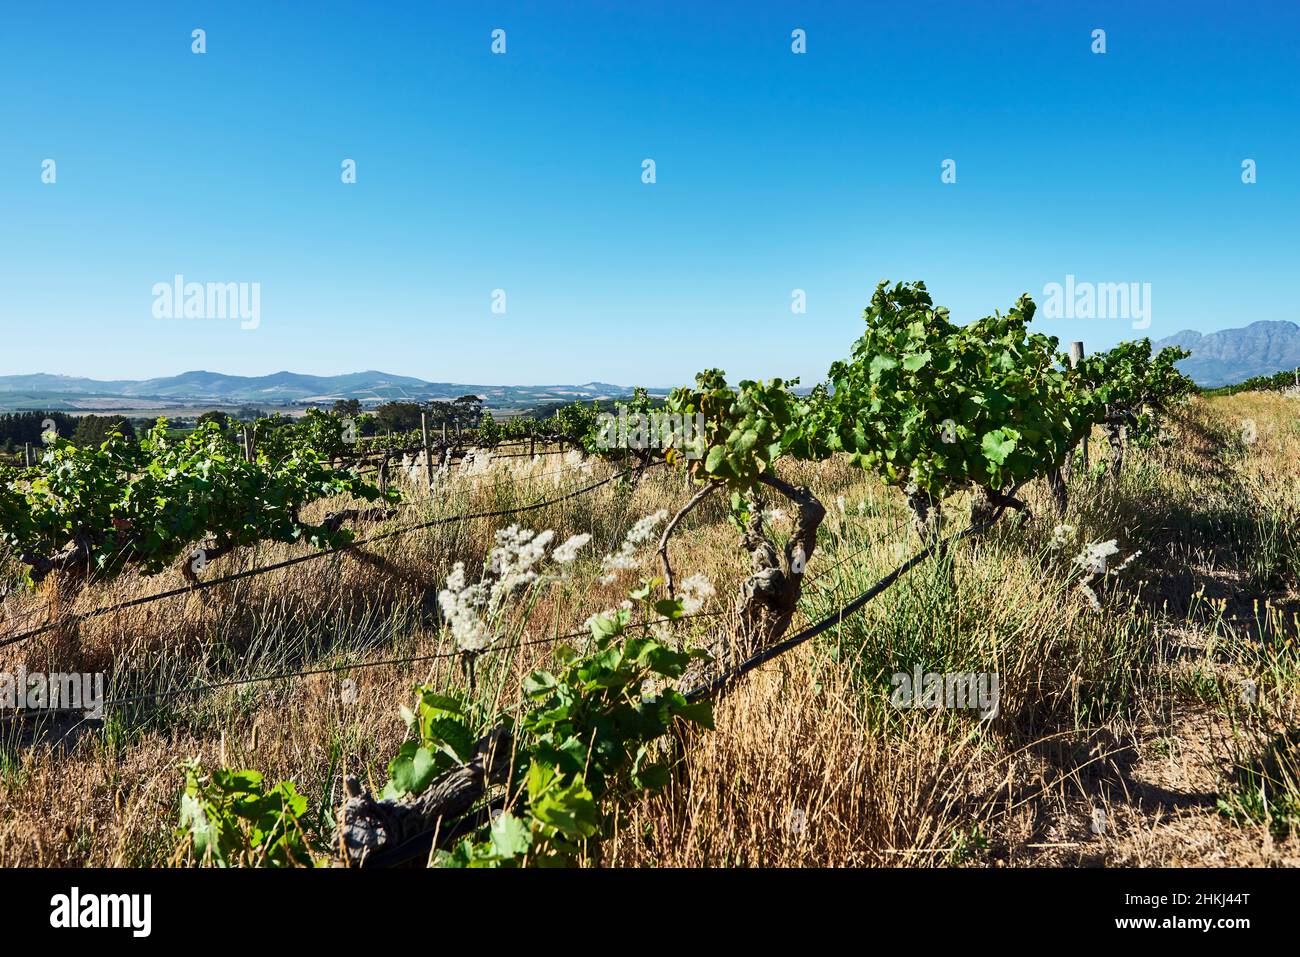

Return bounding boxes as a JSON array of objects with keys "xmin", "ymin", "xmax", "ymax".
[
  {"xmin": 1153, "ymin": 320, "xmax": 1300, "ymax": 387},
  {"xmin": 1, "ymin": 320, "xmax": 1297, "ymax": 411},
  {"xmin": 0, "ymin": 371, "xmax": 646, "ymax": 413}
]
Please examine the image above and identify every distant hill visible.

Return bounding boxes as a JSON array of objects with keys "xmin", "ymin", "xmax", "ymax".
[
  {"xmin": 0, "ymin": 370, "xmax": 657, "ymax": 412},
  {"xmin": 1153, "ymin": 320, "xmax": 1300, "ymax": 387}
]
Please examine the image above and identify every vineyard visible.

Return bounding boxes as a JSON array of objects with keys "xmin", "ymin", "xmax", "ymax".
[{"xmin": 2, "ymin": 281, "xmax": 1298, "ymax": 868}]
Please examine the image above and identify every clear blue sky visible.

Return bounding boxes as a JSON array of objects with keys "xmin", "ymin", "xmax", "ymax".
[{"xmin": 1, "ymin": 0, "xmax": 1296, "ymax": 387}]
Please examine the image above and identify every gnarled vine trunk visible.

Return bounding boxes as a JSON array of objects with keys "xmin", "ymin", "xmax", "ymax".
[
  {"xmin": 21, "ymin": 532, "xmax": 94, "ymax": 584},
  {"xmin": 1046, "ymin": 467, "xmax": 1068, "ymax": 515},
  {"xmin": 336, "ymin": 726, "xmax": 513, "ymax": 867},
  {"xmin": 733, "ymin": 473, "xmax": 825, "ymax": 655},
  {"xmin": 905, "ymin": 483, "xmax": 941, "ymax": 540},
  {"xmin": 1105, "ymin": 422, "xmax": 1125, "ymax": 473}
]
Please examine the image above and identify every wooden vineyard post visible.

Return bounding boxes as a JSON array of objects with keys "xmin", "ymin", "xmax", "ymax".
[
  {"xmin": 420, "ymin": 412, "xmax": 433, "ymax": 491},
  {"xmin": 24, "ymin": 442, "xmax": 30, "ymax": 468},
  {"xmin": 441, "ymin": 422, "xmax": 447, "ymax": 444},
  {"xmin": 1069, "ymin": 341, "xmax": 1087, "ymax": 473},
  {"xmin": 529, "ymin": 434, "xmax": 536, "ymax": 458}
]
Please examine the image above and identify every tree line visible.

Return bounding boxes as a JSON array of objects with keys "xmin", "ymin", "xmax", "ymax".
[{"xmin": 0, "ymin": 412, "xmax": 136, "ymax": 452}]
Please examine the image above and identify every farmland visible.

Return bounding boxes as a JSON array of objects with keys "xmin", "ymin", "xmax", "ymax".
[{"xmin": 1, "ymin": 282, "xmax": 1295, "ymax": 868}]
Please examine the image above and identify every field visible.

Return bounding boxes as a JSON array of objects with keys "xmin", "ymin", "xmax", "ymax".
[{"xmin": 1, "ymin": 388, "xmax": 1297, "ymax": 867}]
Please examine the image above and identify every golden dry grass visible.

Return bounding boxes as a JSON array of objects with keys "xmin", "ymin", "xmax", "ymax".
[{"xmin": 1, "ymin": 395, "xmax": 1298, "ymax": 866}]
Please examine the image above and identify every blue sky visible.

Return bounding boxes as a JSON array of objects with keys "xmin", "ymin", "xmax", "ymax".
[{"xmin": 1, "ymin": 0, "xmax": 1296, "ymax": 387}]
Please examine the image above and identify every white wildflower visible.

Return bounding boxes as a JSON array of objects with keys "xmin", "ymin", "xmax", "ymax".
[
  {"xmin": 626, "ymin": 510, "xmax": 668, "ymax": 545},
  {"xmin": 1113, "ymin": 550, "xmax": 1142, "ymax": 573},
  {"xmin": 1074, "ymin": 539, "xmax": 1120, "ymax": 576},
  {"xmin": 599, "ymin": 510, "xmax": 669, "ymax": 583},
  {"xmin": 836, "ymin": 496, "xmax": 846, "ymax": 514},
  {"xmin": 437, "ymin": 562, "xmax": 490, "ymax": 651},
  {"xmin": 1073, "ymin": 542, "xmax": 1139, "ymax": 613},
  {"xmin": 678, "ymin": 573, "xmax": 715, "ymax": 614},
  {"xmin": 488, "ymin": 525, "xmax": 555, "ymax": 595},
  {"xmin": 551, "ymin": 533, "xmax": 591, "ymax": 564}
]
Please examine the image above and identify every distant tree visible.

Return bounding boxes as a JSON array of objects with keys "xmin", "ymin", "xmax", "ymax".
[
  {"xmin": 332, "ymin": 398, "xmax": 362, "ymax": 418},
  {"xmin": 0, "ymin": 411, "xmax": 77, "ymax": 446},
  {"xmin": 451, "ymin": 394, "xmax": 484, "ymax": 428},
  {"xmin": 423, "ymin": 400, "xmax": 454, "ymax": 427},
  {"xmin": 374, "ymin": 401, "xmax": 424, "ymax": 433},
  {"xmin": 233, "ymin": 405, "xmax": 265, "ymax": 422},
  {"xmin": 197, "ymin": 410, "xmax": 230, "ymax": 430},
  {"xmin": 73, "ymin": 415, "xmax": 136, "ymax": 446}
]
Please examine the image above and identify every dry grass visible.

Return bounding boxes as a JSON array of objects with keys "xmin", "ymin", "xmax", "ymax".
[{"xmin": 1, "ymin": 395, "xmax": 1298, "ymax": 866}]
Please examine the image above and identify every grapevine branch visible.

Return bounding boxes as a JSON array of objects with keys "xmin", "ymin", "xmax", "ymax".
[
  {"xmin": 657, "ymin": 479, "xmax": 721, "ymax": 597},
  {"xmin": 970, "ymin": 484, "xmax": 1029, "ymax": 530}
]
